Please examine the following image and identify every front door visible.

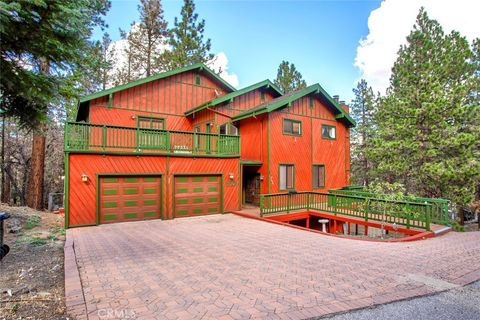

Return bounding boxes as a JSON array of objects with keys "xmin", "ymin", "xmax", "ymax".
[{"xmin": 244, "ymin": 172, "xmax": 261, "ymax": 206}]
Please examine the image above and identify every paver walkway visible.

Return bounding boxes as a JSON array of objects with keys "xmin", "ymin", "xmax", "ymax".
[{"xmin": 66, "ymin": 214, "xmax": 480, "ymax": 320}]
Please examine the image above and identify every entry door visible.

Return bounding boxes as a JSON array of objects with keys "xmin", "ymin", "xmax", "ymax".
[
  {"xmin": 245, "ymin": 173, "xmax": 261, "ymax": 206},
  {"xmin": 99, "ymin": 176, "xmax": 162, "ymax": 224}
]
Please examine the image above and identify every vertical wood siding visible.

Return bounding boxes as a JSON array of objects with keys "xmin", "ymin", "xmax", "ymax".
[
  {"xmin": 267, "ymin": 95, "xmax": 349, "ymax": 194},
  {"xmin": 215, "ymin": 90, "xmax": 277, "ymax": 117},
  {"xmin": 88, "ymin": 71, "xmax": 228, "ymax": 128},
  {"xmin": 67, "ymin": 154, "xmax": 239, "ymax": 227}
]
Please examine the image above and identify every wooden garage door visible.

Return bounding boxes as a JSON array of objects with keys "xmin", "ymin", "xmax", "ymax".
[
  {"xmin": 174, "ymin": 175, "xmax": 222, "ymax": 217},
  {"xmin": 99, "ymin": 176, "xmax": 162, "ymax": 224}
]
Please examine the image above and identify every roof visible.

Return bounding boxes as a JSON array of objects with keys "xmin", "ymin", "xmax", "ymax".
[
  {"xmin": 231, "ymin": 84, "xmax": 356, "ymax": 127},
  {"xmin": 184, "ymin": 80, "xmax": 282, "ymax": 116},
  {"xmin": 79, "ymin": 63, "xmax": 236, "ymax": 103}
]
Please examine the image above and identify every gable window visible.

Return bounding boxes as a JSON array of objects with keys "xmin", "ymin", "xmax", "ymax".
[
  {"xmin": 260, "ymin": 91, "xmax": 266, "ymax": 102},
  {"xmin": 219, "ymin": 123, "xmax": 238, "ymax": 135},
  {"xmin": 283, "ymin": 119, "xmax": 302, "ymax": 136},
  {"xmin": 309, "ymin": 96, "xmax": 314, "ymax": 108},
  {"xmin": 137, "ymin": 116, "xmax": 165, "ymax": 130},
  {"xmin": 321, "ymin": 124, "xmax": 336, "ymax": 140},
  {"xmin": 195, "ymin": 75, "xmax": 201, "ymax": 85},
  {"xmin": 312, "ymin": 165, "xmax": 325, "ymax": 189},
  {"xmin": 279, "ymin": 164, "xmax": 295, "ymax": 190}
]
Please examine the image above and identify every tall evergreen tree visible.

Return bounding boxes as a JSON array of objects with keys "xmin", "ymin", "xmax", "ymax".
[
  {"xmin": 350, "ymin": 79, "xmax": 377, "ymax": 186},
  {"xmin": 372, "ymin": 8, "xmax": 480, "ymax": 207},
  {"xmin": 128, "ymin": 0, "xmax": 169, "ymax": 77},
  {"xmin": 0, "ymin": 0, "xmax": 110, "ymax": 209},
  {"xmin": 161, "ymin": 0, "xmax": 214, "ymax": 70},
  {"xmin": 274, "ymin": 61, "xmax": 307, "ymax": 93}
]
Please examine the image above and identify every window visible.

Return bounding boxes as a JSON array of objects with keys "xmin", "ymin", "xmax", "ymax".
[
  {"xmin": 279, "ymin": 164, "xmax": 294, "ymax": 190},
  {"xmin": 219, "ymin": 123, "xmax": 238, "ymax": 135},
  {"xmin": 195, "ymin": 75, "xmax": 201, "ymax": 85},
  {"xmin": 283, "ymin": 119, "xmax": 302, "ymax": 136},
  {"xmin": 260, "ymin": 92, "xmax": 266, "ymax": 102},
  {"xmin": 137, "ymin": 116, "xmax": 165, "ymax": 130},
  {"xmin": 312, "ymin": 165, "xmax": 325, "ymax": 189},
  {"xmin": 309, "ymin": 96, "xmax": 314, "ymax": 108},
  {"xmin": 321, "ymin": 125, "xmax": 336, "ymax": 140}
]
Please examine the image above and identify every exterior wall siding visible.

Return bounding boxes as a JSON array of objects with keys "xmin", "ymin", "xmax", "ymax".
[
  {"xmin": 88, "ymin": 71, "xmax": 228, "ymax": 126},
  {"xmin": 67, "ymin": 154, "xmax": 239, "ymax": 227},
  {"xmin": 267, "ymin": 95, "xmax": 350, "ymax": 194},
  {"xmin": 216, "ymin": 90, "xmax": 277, "ymax": 117}
]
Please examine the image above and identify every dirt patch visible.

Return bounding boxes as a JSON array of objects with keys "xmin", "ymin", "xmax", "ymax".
[{"xmin": 0, "ymin": 204, "xmax": 67, "ymax": 320}]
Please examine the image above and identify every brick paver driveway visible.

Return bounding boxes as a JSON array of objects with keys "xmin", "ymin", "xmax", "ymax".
[{"xmin": 65, "ymin": 214, "xmax": 480, "ymax": 320}]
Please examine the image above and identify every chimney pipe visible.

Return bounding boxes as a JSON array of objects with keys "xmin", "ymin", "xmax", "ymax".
[{"xmin": 333, "ymin": 95, "xmax": 339, "ymax": 103}]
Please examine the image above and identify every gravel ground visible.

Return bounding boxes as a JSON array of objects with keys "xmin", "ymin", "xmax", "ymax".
[{"xmin": 322, "ymin": 281, "xmax": 480, "ymax": 320}]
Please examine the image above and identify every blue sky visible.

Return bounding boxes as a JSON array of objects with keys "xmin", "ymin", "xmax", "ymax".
[{"xmin": 94, "ymin": 0, "xmax": 381, "ymax": 102}]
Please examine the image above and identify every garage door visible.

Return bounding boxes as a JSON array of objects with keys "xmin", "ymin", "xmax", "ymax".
[
  {"xmin": 99, "ymin": 176, "xmax": 162, "ymax": 224},
  {"xmin": 174, "ymin": 175, "xmax": 222, "ymax": 217}
]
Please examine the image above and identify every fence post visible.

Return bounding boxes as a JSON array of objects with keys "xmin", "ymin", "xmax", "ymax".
[
  {"xmin": 102, "ymin": 125, "xmax": 107, "ymax": 152},
  {"xmin": 307, "ymin": 193, "xmax": 310, "ymax": 211},
  {"xmin": 425, "ymin": 202, "xmax": 431, "ymax": 231},
  {"xmin": 166, "ymin": 131, "xmax": 171, "ymax": 153},
  {"xmin": 217, "ymin": 132, "xmax": 221, "ymax": 155},
  {"xmin": 333, "ymin": 194, "xmax": 337, "ymax": 216},
  {"xmin": 364, "ymin": 199, "xmax": 369, "ymax": 222},
  {"xmin": 287, "ymin": 194, "xmax": 291, "ymax": 213},
  {"xmin": 136, "ymin": 126, "xmax": 140, "ymax": 152},
  {"xmin": 260, "ymin": 195, "xmax": 264, "ymax": 217}
]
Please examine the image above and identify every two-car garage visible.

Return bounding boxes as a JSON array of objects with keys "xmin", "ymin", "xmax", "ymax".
[{"xmin": 98, "ymin": 174, "xmax": 222, "ymax": 224}]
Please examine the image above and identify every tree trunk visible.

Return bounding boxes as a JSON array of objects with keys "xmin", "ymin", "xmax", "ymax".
[{"xmin": 26, "ymin": 127, "xmax": 47, "ymax": 210}]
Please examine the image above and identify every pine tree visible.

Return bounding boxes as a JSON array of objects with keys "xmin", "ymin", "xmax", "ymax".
[
  {"xmin": 161, "ymin": 0, "xmax": 214, "ymax": 70},
  {"xmin": 372, "ymin": 8, "xmax": 480, "ymax": 206},
  {"xmin": 350, "ymin": 79, "xmax": 377, "ymax": 186},
  {"xmin": 274, "ymin": 61, "xmax": 307, "ymax": 93},
  {"xmin": 128, "ymin": 0, "xmax": 169, "ymax": 77}
]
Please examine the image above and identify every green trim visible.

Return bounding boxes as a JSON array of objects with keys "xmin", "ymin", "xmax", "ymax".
[
  {"xmin": 208, "ymin": 197, "xmax": 218, "ymax": 202},
  {"xmin": 312, "ymin": 164, "xmax": 326, "ymax": 189},
  {"xmin": 321, "ymin": 124, "xmax": 337, "ymax": 140},
  {"xmin": 267, "ymin": 114, "xmax": 271, "ymax": 193},
  {"xmin": 124, "ymin": 188, "xmax": 138, "ymax": 194},
  {"xmin": 177, "ymin": 199, "xmax": 188, "ymax": 204},
  {"xmin": 177, "ymin": 177, "xmax": 188, "ymax": 182},
  {"xmin": 232, "ymin": 84, "xmax": 356, "ymax": 127},
  {"xmin": 208, "ymin": 208, "xmax": 218, "ymax": 213},
  {"xmin": 177, "ymin": 210, "xmax": 188, "ymax": 215},
  {"xmin": 144, "ymin": 188, "xmax": 156, "ymax": 194},
  {"xmin": 193, "ymin": 187, "xmax": 203, "ymax": 192},
  {"xmin": 124, "ymin": 213, "xmax": 137, "ymax": 219},
  {"xmin": 144, "ymin": 211, "xmax": 156, "ymax": 217},
  {"xmin": 103, "ymin": 214, "xmax": 117, "ymax": 220},
  {"xmin": 64, "ymin": 153, "xmax": 69, "ymax": 228},
  {"xmin": 207, "ymin": 176, "xmax": 217, "ymax": 181},
  {"xmin": 184, "ymin": 80, "xmax": 282, "ymax": 116},
  {"xmin": 80, "ymin": 63, "xmax": 235, "ymax": 103},
  {"xmin": 65, "ymin": 150, "xmax": 240, "ymax": 158},
  {"xmin": 193, "ymin": 198, "xmax": 204, "ymax": 203},
  {"xmin": 208, "ymin": 187, "xmax": 217, "ymax": 192},
  {"xmin": 240, "ymin": 160, "xmax": 262, "ymax": 166},
  {"xmin": 144, "ymin": 177, "xmax": 156, "ymax": 182},
  {"xmin": 192, "ymin": 177, "xmax": 203, "ymax": 182},
  {"xmin": 104, "ymin": 202, "xmax": 117, "ymax": 207},
  {"xmin": 124, "ymin": 201, "xmax": 137, "ymax": 206},
  {"xmin": 103, "ymin": 177, "xmax": 118, "ymax": 183},
  {"xmin": 278, "ymin": 163, "xmax": 295, "ymax": 191},
  {"xmin": 103, "ymin": 189, "xmax": 117, "ymax": 195},
  {"xmin": 177, "ymin": 188, "xmax": 188, "ymax": 193},
  {"xmin": 144, "ymin": 200, "xmax": 156, "ymax": 205},
  {"xmin": 124, "ymin": 177, "xmax": 138, "ymax": 182},
  {"xmin": 282, "ymin": 118, "xmax": 302, "ymax": 136}
]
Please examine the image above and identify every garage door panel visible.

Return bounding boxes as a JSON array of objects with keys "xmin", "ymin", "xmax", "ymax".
[
  {"xmin": 99, "ymin": 176, "xmax": 162, "ymax": 224},
  {"xmin": 174, "ymin": 175, "xmax": 221, "ymax": 217}
]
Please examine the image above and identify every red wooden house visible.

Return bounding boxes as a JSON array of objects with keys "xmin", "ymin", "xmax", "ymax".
[{"xmin": 64, "ymin": 63, "xmax": 355, "ymax": 227}]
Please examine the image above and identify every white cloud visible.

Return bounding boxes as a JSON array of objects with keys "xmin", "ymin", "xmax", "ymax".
[
  {"xmin": 208, "ymin": 52, "xmax": 240, "ymax": 88},
  {"xmin": 355, "ymin": 0, "xmax": 480, "ymax": 94}
]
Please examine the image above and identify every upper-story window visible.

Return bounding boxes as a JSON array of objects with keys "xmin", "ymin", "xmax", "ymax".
[
  {"xmin": 137, "ymin": 116, "xmax": 165, "ymax": 130},
  {"xmin": 283, "ymin": 119, "xmax": 302, "ymax": 136},
  {"xmin": 195, "ymin": 75, "xmax": 201, "ymax": 85},
  {"xmin": 219, "ymin": 123, "xmax": 238, "ymax": 135},
  {"xmin": 321, "ymin": 124, "xmax": 336, "ymax": 140}
]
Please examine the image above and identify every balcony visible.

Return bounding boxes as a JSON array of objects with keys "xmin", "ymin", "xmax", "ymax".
[{"xmin": 64, "ymin": 122, "xmax": 240, "ymax": 157}]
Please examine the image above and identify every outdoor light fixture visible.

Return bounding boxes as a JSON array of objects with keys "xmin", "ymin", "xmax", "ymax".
[
  {"xmin": 259, "ymin": 175, "xmax": 264, "ymax": 181},
  {"xmin": 81, "ymin": 174, "xmax": 88, "ymax": 183},
  {"xmin": 229, "ymin": 173, "xmax": 234, "ymax": 180},
  {"xmin": 131, "ymin": 115, "xmax": 136, "ymax": 120}
]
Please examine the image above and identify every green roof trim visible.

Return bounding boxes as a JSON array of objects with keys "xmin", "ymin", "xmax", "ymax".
[
  {"xmin": 184, "ymin": 79, "xmax": 282, "ymax": 116},
  {"xmin": 231, "ymin": 84, "xmax": 356, "ymax": 127},
  {"xmin": 79, "ymin": 63, "xmax": 236, "ymax": 103}
]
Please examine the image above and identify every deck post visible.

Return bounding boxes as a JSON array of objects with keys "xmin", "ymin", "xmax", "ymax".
[
  {"xmin": 425, "ymin": 202, "xmax": 431, "ymax": 231},
  {"xmin": 287, "ymin": 194, "xmax": 291, "ymax": 213},
  {"xmin": 259, "ymin": 195, "xmax": 264, "ymax": 217},
  {"xmin": 102, "ymin": 125, "xmax": 106, "ymax": 152},
  {"xmin": 364, "ymin": 199, "xmax": 369, "ymax": 222}
]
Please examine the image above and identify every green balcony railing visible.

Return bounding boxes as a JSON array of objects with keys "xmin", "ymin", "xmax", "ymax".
[
  {"xmin": 64, "ymin": 122, "xmax": 240, "ymax": 157},
  {"xmin": 259, "ymin": 191, "xmax": 433, "ymax": 231},
  {"xmin": 328, "ymin": 188, "xmax": 449, "ymax": 226}
]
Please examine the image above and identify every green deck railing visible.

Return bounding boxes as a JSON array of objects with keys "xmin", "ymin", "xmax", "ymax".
[
  {"xmin": 259, "ymin": 192, "xmax": 433, "ymax": 231},
  {"xmin": 64, "ymin": 122, "xmax": 240, "ymax": 157},
  {"xmin": 328, "ymin": 189, "xmax": 449, "ymax": 226}
]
